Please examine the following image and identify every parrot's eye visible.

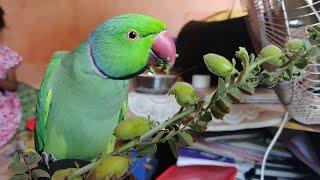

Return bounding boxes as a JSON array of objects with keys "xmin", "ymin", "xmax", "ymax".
[{"xmin": 127, "ymin": 30, "xmax": 139, "ymax": 41}]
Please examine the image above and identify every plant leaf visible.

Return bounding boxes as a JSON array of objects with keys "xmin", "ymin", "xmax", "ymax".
[
  {"xmin": 308, "ymin": 45, "xmax": 320, "ymax": 62},
  {"xmin": 303, "ymin": 39, "xmax": 312, "ymax": 50},
  {"xmin": 190, "ymin": 121, "xmax": 207, "ymax": 133},
  {"xmin": 31, "ymin": 169, "xmax": 50, "ymax": 179},
  {"xmin": 200, "ymin": 112, "xmax": 212, "ymax": 122},
  {"xmin": 238, "ymin": 84, "xmax": 255, "ymax": 95},
  {"xmin": 51, "ymin": 168, "xmax": 80, "ymax": 180},
  {"xmin": 25, "ymin": 152, "xmax": 42, "ymax": 165},
  {"xmin": 249, "ymin": 53, "xmax": 256, "ymax": 64},
  {"xmin": 247, "ymin": 76, "xmax": 259, "ymax": 87},
  {"xmin": 294, "ymin": 56, "xmax": 309, "ymax": 69},
  {"xmin": 258, "ymin": 71, "xmax": 279, "ymax": 88},
  {"xmin": 9, "ymin": 174, "xmax": 30, "ymax": 180},
  {"xmin": 232, "ymin": 58, "xmax": 237, "ymax": 68},
  {"xmin": 252, "ymin": 65, "xmax": 261, "ymax": 75},
  {"xmin": 285, "ymin": 63, "xmax": 294, "ymax": 80},
  {"xmin": 217, "ymin": 78, "xmax": 226, "ymax": 93},
  {"xmin": 210, "ymin": 105, "xmax": 225, "ymax": 119},
  {"xmin": 137, "ymin": 144, "xmax": 158, "ymax": 157},
  {"xmin": 227, "ymin": 87, "xmax": 241, "ymax": 103},
  {"xmin": 178, "ymin": 131, "xmax": 193, "ymax": 146},
  {"xmin": 216, "ymin": 96, "xmax": 232, "ymax": 113},
  {"xmin": 8, "ymin": 162, "xmax": 28, "ymax": 175},
  {"xmin": 12, "ymin": 153, "xmax": 20, "ymax": 163},
  {"xmin": 235, "ymin": 47, "xmax": 250, "ymax": 71}
]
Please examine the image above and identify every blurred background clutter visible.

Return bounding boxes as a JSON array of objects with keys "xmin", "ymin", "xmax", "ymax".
[{"xmin": 0, "ymin": 0, "xmax": 243, "ymax": 88}]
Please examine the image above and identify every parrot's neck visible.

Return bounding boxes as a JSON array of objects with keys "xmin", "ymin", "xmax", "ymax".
[
  {"xmin": 65, "ymin": 41, "xmax": 109, "ymax": 80},
  {"xmin": 86, "ymin": 37, "xmax": 109, "ymax": 79}
]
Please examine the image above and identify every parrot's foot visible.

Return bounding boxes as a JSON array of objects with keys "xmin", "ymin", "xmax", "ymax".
[{"xmin": 42, "ymin": 152, "xmax": 56, "ymax": 169}]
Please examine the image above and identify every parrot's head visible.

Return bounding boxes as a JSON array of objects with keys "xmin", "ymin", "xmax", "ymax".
[{"xmin": 88, "ymin": 14, "xmax": 176, "ymax": 79}]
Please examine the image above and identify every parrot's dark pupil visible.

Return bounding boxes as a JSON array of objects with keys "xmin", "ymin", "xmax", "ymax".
[{"xmin": 129, "ymin": 31, "xmax": 137, "ymax": 39}]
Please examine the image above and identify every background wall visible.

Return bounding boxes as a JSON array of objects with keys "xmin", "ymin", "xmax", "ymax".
[{"xmin": 0, "ymin": 0, "xmax": 241, "ymax": 88}]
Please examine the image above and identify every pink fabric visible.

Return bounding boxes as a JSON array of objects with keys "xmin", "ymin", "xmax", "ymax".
[{"xmin": 0, "ymin": 45, "xmax": 22, "ymax": 147}]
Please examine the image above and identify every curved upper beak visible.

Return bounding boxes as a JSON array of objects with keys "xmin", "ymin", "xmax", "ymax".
[{"xmin": 148, "ymin": 31, "xmax": 176, "ymax": 68}]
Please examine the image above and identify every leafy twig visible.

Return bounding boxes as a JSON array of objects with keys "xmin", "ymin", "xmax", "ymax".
[{"xmin": 140, "ymin": 107, "xmax": 196, "ymax": 142}]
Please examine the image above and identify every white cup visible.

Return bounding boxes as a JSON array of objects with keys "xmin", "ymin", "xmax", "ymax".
[{"xmin": 192, "ymin": 74, "xmax": 211, "ymax": 89}]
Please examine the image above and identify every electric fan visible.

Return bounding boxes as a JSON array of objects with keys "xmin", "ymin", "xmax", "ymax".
[
  {"xmin": 242, "ymin": 0, "xmax": 320, "ymax": 124},
  {"xmin": 241, "ymin": 0, "xmax": 320, "ymax": 179}
]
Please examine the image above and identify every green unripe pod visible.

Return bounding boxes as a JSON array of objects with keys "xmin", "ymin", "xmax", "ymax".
[
  {"xmin": 90, "ymin": 156, "xmax": 129, "ymax": 180},
  {"xmin": 203, "ymin": 53, "xmax": 233, "ymax": 77},
  {"xmin": 287, "ymin": 39, "xmax": 304, "ymax": 53},
  {"xmin": 260, "ymin": 45, "xmax": 284, "ymax": 66},
  {"xmin": 190, "ymin": 121, "xmax": 207, "ymax": 132},
  {"xmin": 114, "ymin": 117, "xmax": 150, "ymax": 140},
  {"xmin": 169, "ymin": 82, "xmax": 198, "ymax": 107},
  {"xmin": 52, "ymin": 168, "xmax": 82, "ymax": 180}
]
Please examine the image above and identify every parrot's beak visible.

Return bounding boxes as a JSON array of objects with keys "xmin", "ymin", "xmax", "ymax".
[{"xmin": 148, "ymin": 31, "xmax": 176, "ymax": 68}]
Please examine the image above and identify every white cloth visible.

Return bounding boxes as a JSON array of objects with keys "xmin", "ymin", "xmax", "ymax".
[
  {"xmin": 128, "ymin": 92, "xmax": 180, "ymax": 122},
  {"xmin": 128, "ymin": 90, "xmax": 284, "ymax": 131}
]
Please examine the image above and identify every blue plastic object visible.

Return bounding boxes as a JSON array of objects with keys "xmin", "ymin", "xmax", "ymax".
[{"xmin": 130, "ymin": 151, "xmax": 158, "ymax": 180}]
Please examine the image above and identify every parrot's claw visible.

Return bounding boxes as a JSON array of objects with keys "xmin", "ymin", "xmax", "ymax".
[
  {"xmin": 42, "ymin": 152, "xmax": 56, "ymax": 169},
  {"xmin": 42, "ymin": 152, "xmax": 50, "ymax": 169},
  {"xmin": 49, "ymin": 154, "xmax": 57, "ymax": 162}
]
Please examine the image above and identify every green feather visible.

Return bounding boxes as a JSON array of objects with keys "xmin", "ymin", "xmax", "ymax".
[{"xmin": 35, "ymin": 52, "xmax": 65, "ymax": 151}]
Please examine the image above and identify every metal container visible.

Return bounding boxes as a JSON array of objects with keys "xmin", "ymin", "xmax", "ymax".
[{"xmin": 132, "ymin": 74, "xmax": 177, "ymax": 94}]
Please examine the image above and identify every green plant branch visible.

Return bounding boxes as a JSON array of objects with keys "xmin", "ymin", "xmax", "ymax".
[
  {"xmin": 73, "ymin": 40, "xmax": 319, "ymax": 178},
  {"xmin": 240, "ymin": 55, "xmax": 282, "ymax": 84},
  {"xmin": 159, "ymin": 123, "xmax": 190, "ymax": 143},
  {"xmin": 140, "ymin": 106, "xmax": 196, "ymax": 142}
]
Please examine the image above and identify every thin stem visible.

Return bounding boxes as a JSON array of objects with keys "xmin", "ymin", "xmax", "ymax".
[
  {"xmin": 140, "ymin": 107, "xmax": 196, "ymax": 142},
  {"xmin": 206, "ymin": 55, "xmax": 281, "ymax": 110},
  {"xmin": 159, "ymin": 124, "xmax": 188, "ymax": 143},
  {"xmin": 241, "ymin": 55, "xmax": 280, "ymax": 83},
  {"xmin": 22, "ymin": 153, "xmax": 32, "ymax": 178},
  {"xmin": 224, "ymin": 76, "xmax": 231, "ymax": 85}
]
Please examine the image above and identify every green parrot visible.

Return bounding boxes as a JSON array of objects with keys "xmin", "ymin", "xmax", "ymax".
[{"xmin": 35, "ymin": 14, "xmax": 176, "ymax": 162}]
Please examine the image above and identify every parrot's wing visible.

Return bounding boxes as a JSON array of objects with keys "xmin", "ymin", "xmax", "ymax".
[
  {"xmin": 118, "ymin": 94, "xmax": 128, "ymax": 123},
  {"xmin": 35, "ymin": 52, "xmax": 65, "ymax": 152}
]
